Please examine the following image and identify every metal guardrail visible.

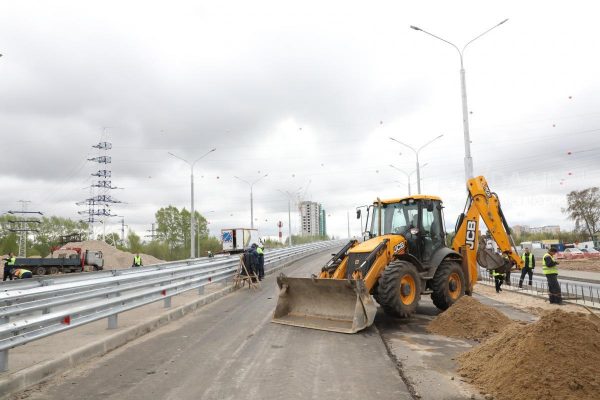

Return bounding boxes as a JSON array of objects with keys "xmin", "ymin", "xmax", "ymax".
[
  {"xmin": 0, "ymin": 240, "xmax": 345, "ymax": 372},
  {"xmin": 479, "ymin": 267, "xmax": 600, "ymax": 309}
]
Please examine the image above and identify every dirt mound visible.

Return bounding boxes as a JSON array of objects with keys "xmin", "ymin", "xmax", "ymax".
[
  {"xmin": 53, "ymin": 240, "xmax": 165, "ymax": 270},
  {"xmin": 559, "ymin": 258, "xmax": 600, "ymax": 272},
  {"xmin": 458, "ymin": 309, "xmax": 600, "ymax": 400},
  {"xmin": 426, "ymin": 296, "xmax": 512, "ymax": 341}
]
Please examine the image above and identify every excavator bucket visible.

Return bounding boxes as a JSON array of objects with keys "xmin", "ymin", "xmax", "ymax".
[
  {"xmin": 272, "ymin": 274, "xmax": 377, "ymax": 334},
  {"xmin": 477, "ymin": 245, "xmax": 508, "ymax": 271}
]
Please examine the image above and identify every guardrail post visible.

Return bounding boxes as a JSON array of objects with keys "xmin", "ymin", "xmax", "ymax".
[
  {"xmin": 108, "ymin": 314, "xmax": 118, "ymax": 329},
  {"xmin": 198, "ymin": 285, "xmax": 205, "ymax": 295},
  {"xmin": 164, "ymin": 296, "xmax": 172, "ymax": 308},
  {"xmin": 0, "ymin": 349, "xmax": 8, "ymax": 372}
]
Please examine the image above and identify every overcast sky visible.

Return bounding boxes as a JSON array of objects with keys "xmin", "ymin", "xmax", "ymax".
[{"xmin": 1, "ymin": 0, "xmax": 599, "ymax": 240}]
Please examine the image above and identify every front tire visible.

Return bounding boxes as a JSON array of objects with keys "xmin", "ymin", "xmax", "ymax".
[
  {"xmin": 431, "ymin": 261, "xmax": 466, "ymax": 310},
  {"xmin": 377, "ymin": 260, "xmax": 421, "ymax": 318}
]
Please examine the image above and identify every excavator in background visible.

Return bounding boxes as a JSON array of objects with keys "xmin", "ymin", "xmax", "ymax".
[{"xmin": 272, "ymin": 175, "xmax": 523, "ymax": 333}]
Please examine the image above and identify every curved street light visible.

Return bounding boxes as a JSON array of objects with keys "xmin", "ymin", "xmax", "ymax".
[
  {"xmin": 410, "ymin": 19, "xmax": 508, "ymax": 180},
  {"xmin": 234, "ymin": 174, "xmax": 268, "ymax": 229},
  {"xmin": 390, "ymin": 163, "xmax": 428, "ymax": 195},
  {"xmin": 168, "ymin": 148, "xmax": 216, "ymax": 258},
  {"xmin": 390, "ymin": 135, "xmax": 442, "ymax": 194}
]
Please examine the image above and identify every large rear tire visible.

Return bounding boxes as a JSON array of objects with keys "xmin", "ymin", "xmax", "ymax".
[
  {"xmin": 431, "ymin": 261, "xmax": 465, "ymax": 311},
  {"xmin": 377, "ymin": 260, "xmax": 421, "ymax": 318}
]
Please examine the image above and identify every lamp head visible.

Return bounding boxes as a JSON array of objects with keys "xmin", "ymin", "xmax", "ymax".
[{"xmin": 410, "ymin": 25, "xmax": 421, "ymax": 31}]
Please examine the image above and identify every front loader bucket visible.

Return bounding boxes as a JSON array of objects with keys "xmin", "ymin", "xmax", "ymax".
[{"xmin": 272, "ymin": 275, "xmax": 377, "ymax": 334}]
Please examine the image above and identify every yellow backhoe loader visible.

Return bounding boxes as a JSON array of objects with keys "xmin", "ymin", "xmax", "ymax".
[{"xmin": 272, "ymin": 176, "xmax": 523, "ymax": 333}]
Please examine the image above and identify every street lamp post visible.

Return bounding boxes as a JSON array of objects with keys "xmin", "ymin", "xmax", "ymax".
[
  {"xmin": 168, "ymin": 148, "xmax": 216, "ymax": 259},
  {"xmin": 390, "ymin": 164, "xmax": 428, "ymax": 195},
  {"xmin": 389, "ymin": 134, "xmax": 441, "ymax": 194},
  {"xmin": 410, "ymin": 19, "xmax": 508, "ymax": 180},
  {"xmin": 234, "ymin": 174, "xmax": 268, "ymax": 229},
  {"xmin": 278, "ymin": 189, "xmax": 301, "ymax": 246}
]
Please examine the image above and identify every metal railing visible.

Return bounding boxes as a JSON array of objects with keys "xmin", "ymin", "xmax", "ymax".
[
  {"xmin": 479, "ymin": 268, "xmax": 600, "ymax": 309},
  {"xmin": 0, "ymin": 240, "xmax": 345, "ymax": 372}
]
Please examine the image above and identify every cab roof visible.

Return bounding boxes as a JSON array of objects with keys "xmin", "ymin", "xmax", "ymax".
[{"xmin": 375, "ymin": 195, "xmax": 442, "ymax": 205}]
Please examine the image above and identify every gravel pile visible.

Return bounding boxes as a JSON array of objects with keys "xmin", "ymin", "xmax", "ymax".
[{"xmin": 54, "ymin": 240, "xmax": 165, "ymax": 270}]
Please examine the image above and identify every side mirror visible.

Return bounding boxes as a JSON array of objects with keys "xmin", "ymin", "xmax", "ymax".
[{"xmin": 356, "ymin": 209, "xmax": 361, "ymax": 219}]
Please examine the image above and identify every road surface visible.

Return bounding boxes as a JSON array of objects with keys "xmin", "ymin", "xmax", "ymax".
[{"xmin": 13, "ymin": 251, "xmax": 412, "ymax": 400}]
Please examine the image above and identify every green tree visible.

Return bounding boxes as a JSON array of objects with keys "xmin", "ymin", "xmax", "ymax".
[
  {"xmin": 155, "ymin": 205, "xmax": 207, "ymax": 254},
  {"xmin": 563, "ymin": 187, "xmax": 600, "ymax": 241},
  {"xmin": 127, "ymin": 230, "xmax": 143, "ymax": 253},
  {"xmin": 155, "ymin": 206, "xmax": 187, "ymax": 250}
]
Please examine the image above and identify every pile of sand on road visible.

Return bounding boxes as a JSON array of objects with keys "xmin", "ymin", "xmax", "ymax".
[
  {"xmin": 458, "ymin": 309, "xmax": 600, "ymax": 400},
  {"xmin": 426, "ymin": 296, "xmax": 513, "ymax": 341},
  {"xmin": 53, "ymin": 240, "xmax": 165, "ymax": 270}
]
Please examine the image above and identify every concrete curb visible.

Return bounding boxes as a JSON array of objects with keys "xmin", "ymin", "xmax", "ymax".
[{"xmin": 0, "ymin": 250, "xmax": 324, "ymax": 398}]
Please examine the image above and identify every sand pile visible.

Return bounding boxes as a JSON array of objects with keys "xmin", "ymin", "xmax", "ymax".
[
  {"xmin": 426, "ymin": 296, "xmax": 512, "ymax": 341},
  {"xmin": 459, "ymin": 309, "xmax": 600, "ymax": 400},
  {"xmin": 53, "ymin": 240, "xmax": 165, "ymax": 269}
]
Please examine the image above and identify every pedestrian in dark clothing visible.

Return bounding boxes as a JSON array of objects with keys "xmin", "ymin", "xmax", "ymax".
[
  {"xmin": 256, "ymin": 245, "xmax": 265, "ymax": 280},
  {"xmin": 519, "ymin": 247, "xmax": 535, "ymax": 288},
  {"xmin": 249, "ymin": 244, "xmax": 259, "ymax": 282},
  {"xmin": 543, "ymin": 248, "xmax": 562, "ymax": 304},
  {"xmin": 493, "ymin": 269, "xmax": 505, "ymax": 293},
  {"xmin": 3, "ymin": 253, "xmax": 16, "ymax": 282},
  {"xmin": 242, "ymin": 245, "xmax": 259, "ymax": 277}
]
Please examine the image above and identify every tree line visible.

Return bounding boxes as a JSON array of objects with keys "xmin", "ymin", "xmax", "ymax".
[
  {"xmin": 0, "ymin": 205, "xmax": 332, "ymax": 261},
  {"xmin": 0, "ymin": 207, "xmax": 222, "ymax": 260}
]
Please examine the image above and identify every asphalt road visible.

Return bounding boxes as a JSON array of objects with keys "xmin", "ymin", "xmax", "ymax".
[{"xmin": 14, "ymin": 251, "xmax": 412, "ymax": 400}]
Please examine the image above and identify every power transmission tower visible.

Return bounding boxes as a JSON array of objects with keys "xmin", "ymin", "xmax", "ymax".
[
  {"xmin": 120, "ymin": 217, "xmax": 126, "ymax": 246},
  {"xmin": 145, "ymin": 223, "xmax": 158, "ymax": 241},
  {"xmin": 7, "ymin": 200, "xmax": 43, "ymax": 257},
  {"xmin": 77, "ymin": 129, "xmax": 123, "ymax": 242}
]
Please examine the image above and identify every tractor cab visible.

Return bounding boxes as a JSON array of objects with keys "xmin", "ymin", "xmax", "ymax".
[{"xmin": 360, "ymin": 196, "xmax": 446, "ymax": 265}]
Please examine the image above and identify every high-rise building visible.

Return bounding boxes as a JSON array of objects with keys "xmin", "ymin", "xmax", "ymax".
[
  {"xmin": 300, "ymin": 201, "xmax": 327, "ymax": 236},
  {"xmin": 319, "ymin": 207, "xmax": 327, "ymax": 236}
]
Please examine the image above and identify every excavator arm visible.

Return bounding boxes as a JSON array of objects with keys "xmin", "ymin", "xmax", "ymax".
[{"xmin": 452, "ymin": 176, "xmax": 523, "ymax": 294}]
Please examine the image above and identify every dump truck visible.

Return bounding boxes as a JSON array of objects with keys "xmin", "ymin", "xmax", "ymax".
[
  {"xmin": 13, "ymin": 247, "xmax": 104, "ymax": 276},
  {"xmin": 273, "ymin": 176, "xmax": 521, "ymax": 333}
]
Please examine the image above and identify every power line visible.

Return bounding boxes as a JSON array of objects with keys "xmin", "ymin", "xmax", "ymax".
[{"xmin": 7, "ymin": 200, "xmax": 43, "ymax": 257}]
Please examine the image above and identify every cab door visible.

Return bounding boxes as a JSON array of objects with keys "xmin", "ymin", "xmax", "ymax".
[{"xmin": 420, "ymin": 200, "xmax": 445, "ymax": 262}]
